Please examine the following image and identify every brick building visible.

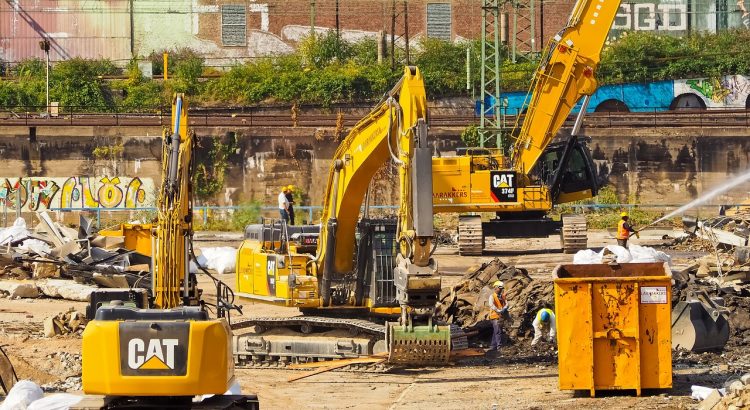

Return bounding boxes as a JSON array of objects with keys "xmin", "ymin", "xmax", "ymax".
[{"xmin": 1, "ymin": 0, "xmax": 747, "ymax": 65}]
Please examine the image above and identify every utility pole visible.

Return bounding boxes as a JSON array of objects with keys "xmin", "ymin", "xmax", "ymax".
[
  {"xmin": 39, "ymin": 39, "xmax": 50, "ymax": 116},
  {"xmin": 335, "ymin": 0, "xmax": 340, "ymax": 56},
  {"xmin": 310, "ymin": 0, "xmax": 316, "ymax": 37},
  {"xmin": 540, "ymin": 0, "xmax": 544, "ymax": 50},
  {"xmin": 390, "ymin": 0, "xmax": 396, "ymax": 69},
  {"xmin": 479, "ymin": 0, "xmax": 503, "ymax": 148},
  {"xmin": 403, "ymin": 0, "xmax": 409, "ymax": 64}
]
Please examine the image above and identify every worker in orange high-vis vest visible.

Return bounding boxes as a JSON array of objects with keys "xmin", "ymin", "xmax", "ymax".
[
  {"xmin": 616, "ymin": 212, "xmax": 638, "ymax": 248},
  {"xmin": 488, "ymin": 280, "xmax": 508, "ymax": 352}
]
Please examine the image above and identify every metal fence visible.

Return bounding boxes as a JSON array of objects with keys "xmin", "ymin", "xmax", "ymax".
[
  {"xmin": 4, "ymin": 105, "xmax": 750, "ymax": 129},
  {"xmin": 1, "ymin": 202, "xmax": 732, "ymax": 232}
]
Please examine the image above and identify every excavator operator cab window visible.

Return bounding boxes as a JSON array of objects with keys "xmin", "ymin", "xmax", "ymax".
[
  {"xmin": 559, "ymin": 147, "xmax": 594, "ymax": 194},
  {"xmin": 537, "ymin": 142, "xmax": 596, "ymax": 194}
]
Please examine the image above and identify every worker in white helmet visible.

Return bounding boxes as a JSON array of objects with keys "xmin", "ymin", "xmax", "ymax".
[{"xmin": 487, "ymin": 280, "xmax": 508, "ymax": 352}]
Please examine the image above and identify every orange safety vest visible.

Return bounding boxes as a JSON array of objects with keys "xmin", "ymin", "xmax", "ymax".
[
  {"xmin": 617, "ymin": 219, "xmax": 630, "ymax": 240},
  {"xmin": 489, "ymin": 292, "xmax": 506, "ymax": 320}
]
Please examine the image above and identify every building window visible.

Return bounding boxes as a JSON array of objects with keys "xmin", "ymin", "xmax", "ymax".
[
  {"xmin": 426, "ymin": 3, "xmax": 452, "ymax": 41},
  {"xmin": 222, "ymin": 5, "xmax": 247, "ymax": 46}
]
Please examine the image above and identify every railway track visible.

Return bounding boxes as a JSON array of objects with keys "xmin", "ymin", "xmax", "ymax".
[{"xmin": 2, "ymin": 108, "xmax": 750, "ymax": 128}]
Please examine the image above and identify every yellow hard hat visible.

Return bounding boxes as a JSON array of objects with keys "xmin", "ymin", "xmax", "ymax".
[
  {"xmin": 621, "ymin": 212, "xmax": 628, "ymax": 217},
  {"xmin": 287, "ymin": 185, "xmax": 295, "ymax": 191},
  {"xmin": 493, "ymin": 280, "xmax": 504, "ymax": 289}
]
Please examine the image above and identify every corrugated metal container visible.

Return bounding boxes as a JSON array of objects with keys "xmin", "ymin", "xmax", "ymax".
[
  {"xmin": 553, "ymin": 262, "xmax": 672, "ymax": 397},
  {"xmin": 0, "ymin": 0, "xmax": 131, "ymax": 63}
]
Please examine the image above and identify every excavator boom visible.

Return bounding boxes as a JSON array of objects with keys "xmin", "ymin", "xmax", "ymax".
[
  {"xmin": 511, "ymin": 0, "xmax": 621, "ymax": 175},
  {"xmin": 82, "ymin": 95, "xmax": 240, "ymax": 402}
]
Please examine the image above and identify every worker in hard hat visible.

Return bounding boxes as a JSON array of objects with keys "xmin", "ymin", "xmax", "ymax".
[
  {"xmin": 531, "ymin": 307, "xmax": 556, "ymax": 346},
  {"xmin": 285, "ymin": 185, "xmax": 296, "ymax": 225},
  {"xmin": 488, "ymin": 280, "xmax": 509, "ymax": 352},
  {"xmin": 616, "ymin": 211, "xmax": 638, "ymax": 248}
]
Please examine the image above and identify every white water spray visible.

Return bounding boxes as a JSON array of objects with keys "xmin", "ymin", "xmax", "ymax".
[{"xmin": 651, "ymin": 167, "xmax": 750, "ymax": 225}]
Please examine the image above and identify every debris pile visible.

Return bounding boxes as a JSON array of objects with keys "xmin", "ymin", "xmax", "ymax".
[
  {"xmin": 43, "ymin": 310, "xmax": 87, "ymax": 337},
  {"xmin": 436, "ymin": 258, "xmax": 554, "ymax": 338},
  {"xmin": 0, "ymin": 214, "xmax": 152, "ymax": 291},
  {"xmin": 693, "ymin": 373, "xmax": 750, "ymax": 410},
  {"xmin": 685, "ymin": 213, "xmax": 750, "ymax": 249},
  {"xmin": 433, "ymin": 229, "xmax": 457, "ymax": 246}
]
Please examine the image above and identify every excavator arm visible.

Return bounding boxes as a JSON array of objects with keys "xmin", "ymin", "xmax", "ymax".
[
  {"xmin": 82, "ymin": 95, "xmax": 238, "ymax": 400},
  {"xmin": 315, "ymin": 66, "xmax": 448, "ymax": 364},
  {"xmin": 316, "ymin": 66, "xmax": 434, "ymax": 307},
  {"xmin": 511, "ymin": 0, "xmax": 622, "ymax": 175}
]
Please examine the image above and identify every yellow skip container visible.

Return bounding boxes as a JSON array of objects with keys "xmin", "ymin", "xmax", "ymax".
[
  {"xmin": 99, "ymin": 223, "xmax": 153, "ymax": 256},
  {"xmin": 553, "ymin": 262, "xmax": 672, "ymax": 397}
]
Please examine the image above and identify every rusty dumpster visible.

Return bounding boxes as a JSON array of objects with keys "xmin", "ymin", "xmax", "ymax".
[{"xmin": 553, "ymin": 262, "xmax": 672, "ymax": 396}]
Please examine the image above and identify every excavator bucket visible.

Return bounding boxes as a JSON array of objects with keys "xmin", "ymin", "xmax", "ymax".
[
  {"xmin": 386, "ymin": 323, "xmax": 451, "ymax": 365},
  {"xmin": 671, "ymin": 292, "xmax": 730, "ymax": 352}
]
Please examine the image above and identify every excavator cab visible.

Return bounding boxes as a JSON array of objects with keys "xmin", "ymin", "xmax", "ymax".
[{"xmin": 534, "ymin": 137, "xmax": 599, "ymax": 205}]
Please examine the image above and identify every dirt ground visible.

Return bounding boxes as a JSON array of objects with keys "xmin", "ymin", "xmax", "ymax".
[{"xmin": 0, "ymin": 229, "xmax": 737, "ymax": 409}]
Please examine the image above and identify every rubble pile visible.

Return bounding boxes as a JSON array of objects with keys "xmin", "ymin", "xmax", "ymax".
[
  {"xmin": 670, "ymin": 234, "xmax": 716, "ymax": 252},
  {"xmin": 686, "ymin": 212, "xmax": 750, "ymax": 249},
  {"xmin": 436, "ymin": 258, "xmax": 554, "ymax": 338},
  {"xmin": 43, "ymin": 310, "xmax": 88, "ymax": 337},
  {"xmin": 694, "ymin": 373, "xmax": 750, "ymax": 410},
  {"xmin": 0, "ymin": 214, "xmax": 151, "ymax": 291},
  {"xmin": 433, "ymin": 229, "xmax": 457, "ymax": 246}
]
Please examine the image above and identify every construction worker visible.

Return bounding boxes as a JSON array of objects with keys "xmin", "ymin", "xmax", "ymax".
[
  {"xmin": 285, "ymin": 185, "xmax": 296, "ymax": 225},
  {"xmin": 488, "ymin": 280, "xmax": 508, "ymax": 352},
  {"xmin": 278, "ymin": 186, "xmax": 290, "ymax": 224},
  {"xmin": 531, "ymin": 308, "xmax": 556, "ymax": 346},
  {"xmin": 616, "ymin": 212, "xmax": 638, "ymax": 247}
]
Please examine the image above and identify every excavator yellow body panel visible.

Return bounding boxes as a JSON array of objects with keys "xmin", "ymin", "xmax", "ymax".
[
  {"xmin": 82, "ymin": 318, "xmax": 233, "ymax": 396},
  {"xmin": 236, "ymin": 239, "xmax": 319, "ymax": 307}
]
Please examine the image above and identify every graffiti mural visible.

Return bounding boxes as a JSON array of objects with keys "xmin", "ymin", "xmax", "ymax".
[
  {"xmin": 491, "ymin": 75, "xmax": 750, "ymax": 115},
  {"xmin": 612, "ymin": 2, "xmax": 688, "ymax": 32},
  {"xmin": 0, "ymin": 177, "xmax": 154, "ymax": 211},
  {"xmin": 675, "ymin": 75, "xmax": 750, "ymax": 108}
]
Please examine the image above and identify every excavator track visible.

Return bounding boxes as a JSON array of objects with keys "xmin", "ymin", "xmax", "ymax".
[
  {"xmin": 231, "ymin": 316, "xmax": 391, "ymax": 370},
  {"xmin": 231, "ymin": 317, "xmax": 454, "ymax": 369},
  {"xmin": 458, "ymin": 215, "xmax": 484, "ymax": 256},
  {"xmin": 561, "ymin": 214, "xmax": 588, "ymax": 253}
]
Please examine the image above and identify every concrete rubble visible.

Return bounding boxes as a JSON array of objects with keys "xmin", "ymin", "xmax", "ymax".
[
  {"xmin": 43, "ymin": 310, "xmax": 88, "ymax": 337},
  {"xmin": 695, "ymin": 372, "xmax": 750, "ymax": 410},
  {"xmin": 0, "ymin": 281, "xmax": 40, "ymax": 299},
  {"xmin": 0, "ymin": 214, "xmax": 155, "ymax": 303}
]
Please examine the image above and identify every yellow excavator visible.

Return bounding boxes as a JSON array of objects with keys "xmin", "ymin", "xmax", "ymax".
[
  {"xmin": 432, "ymin": 0, "xmax": 617, "ymax": 255},
  {"xmin": 81, "ymin": 95, "xmax": 257, "ymax": 408},
  {"xmin": 234, "ymin": 67, "xmax": 451, "ymax": 366}
]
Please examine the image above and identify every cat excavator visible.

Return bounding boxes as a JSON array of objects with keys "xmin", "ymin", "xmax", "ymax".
[
  {"xmin": 234, "ymin": 66, "xmax": 450, "ymax": 366},
  {"xmin": 81, "ymin": 95, "xmax": 257, "ymax": 408},
  {"xmin": 432, "ymin": 0, "xmax": 613, "ymax": 255}
]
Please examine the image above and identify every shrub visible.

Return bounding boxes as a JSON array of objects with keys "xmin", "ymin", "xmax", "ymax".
[{"xmin": 232, "ymin": 201, "xmax": 263, "ymax": 230}]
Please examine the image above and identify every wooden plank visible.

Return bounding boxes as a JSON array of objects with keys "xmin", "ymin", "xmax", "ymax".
[
  {"xmin": 450, "ymin": 348, "xmax": 486, "ymax": 358},
  {"xmin": 287, "ymin": 358, "xmax": 386, "ymax": 382}
]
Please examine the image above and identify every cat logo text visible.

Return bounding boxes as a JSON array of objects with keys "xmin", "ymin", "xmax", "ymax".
[{"xmin": 127, "ymin": 338, "xmax": 178, "ymax": 370}]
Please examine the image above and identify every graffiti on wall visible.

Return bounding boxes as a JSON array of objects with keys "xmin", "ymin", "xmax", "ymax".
[
  {"xmin": 0, "ymin": 177, "xmax": 154, "ymax": 211},
  {"xmin": 612, "ymin": 2, "xmax": 688, "ymax": 32},
  {"xmin": 676, "ymin": 75, "xmax": 750, "ymax": 107}
]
